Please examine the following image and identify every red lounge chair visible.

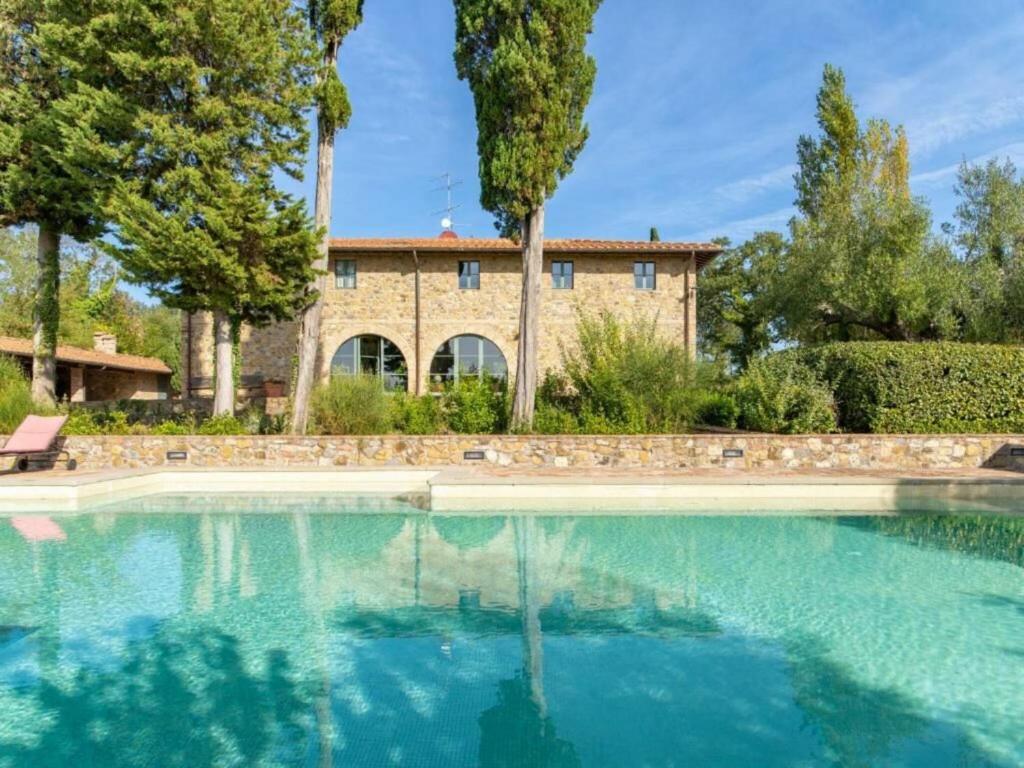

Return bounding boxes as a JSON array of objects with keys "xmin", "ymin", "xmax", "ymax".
[{"xmin": 0, "ymin": 415, "xmax": 76, "ymax": 472}]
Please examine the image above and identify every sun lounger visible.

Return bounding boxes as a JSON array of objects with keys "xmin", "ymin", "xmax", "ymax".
[{"xmin": 0, "ymin": 415, "xmax": 76, "ymax": 472}]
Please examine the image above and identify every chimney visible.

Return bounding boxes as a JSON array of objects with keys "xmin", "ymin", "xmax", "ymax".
[{"xmin": 93, "ymin": 332, "xmax": 117, "ymax": 355}]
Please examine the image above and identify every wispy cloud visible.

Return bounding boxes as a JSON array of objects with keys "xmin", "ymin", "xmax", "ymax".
[
  {"xmin": 713, "ymin": 164, "xmax": 797, "ymax": 204},
  {"xmin": 683, "ymin": 206, "xmax": 795, "ymax": 244},
  {"xmin": 907, "ymin": 97, "xmax": 1024, "ymax": 157},
  {"xmin": 912, "ymin": 141, "xmax": 1024, "ymax": 187}
]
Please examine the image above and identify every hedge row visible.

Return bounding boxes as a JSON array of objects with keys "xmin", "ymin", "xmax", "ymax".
[{"xmin": 790, "ymin": 342, "xmax": 1024, "ymax": 433}]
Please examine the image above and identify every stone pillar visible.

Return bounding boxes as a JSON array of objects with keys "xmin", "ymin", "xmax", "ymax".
[{"xmin": 69, "ymin": 366, "xmax": 86, "ymax": 403}]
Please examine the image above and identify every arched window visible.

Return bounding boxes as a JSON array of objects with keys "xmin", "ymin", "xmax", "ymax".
[
  {"xmin": 331, "ymin": 335, "xmax": 408, "ymax": 391},
  {"xmin": 430, "ymin": 334, "xmax": 507, "ymax": 388}
]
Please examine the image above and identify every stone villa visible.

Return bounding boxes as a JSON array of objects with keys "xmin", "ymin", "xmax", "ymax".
[{"xmin": 181, "ymin": 235, "xmax": 723, "ymax": 398}]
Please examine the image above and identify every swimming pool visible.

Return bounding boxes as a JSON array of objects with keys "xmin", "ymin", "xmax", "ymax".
[{"xmin": 0, "ymin": 496, "xmax": 1021, "ymax": 767}]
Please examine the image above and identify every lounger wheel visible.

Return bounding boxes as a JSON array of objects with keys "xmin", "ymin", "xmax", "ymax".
[
  {"xmin": 15, "ymin": 457, "xmax": 29, "ymax": 473},
  {"xmin": 66, "ymin": 458, "xmax": 77, "ymax": 471}
]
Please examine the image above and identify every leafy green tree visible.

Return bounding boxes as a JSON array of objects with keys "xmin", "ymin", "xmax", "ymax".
[
  {"xmin": 0, "ymin": 227, "xmax": 181, "ymax": 385},
  {"xmin": 454, "ymin": 0, "xmax": 602, "ymax": 429},
  {"xmin": 698, "ymin": 233, "xmax": 782, "ymax": 371},
  {"xmin": 0, "ymin": 0, "xmax": 130, "ymax": 404},
  {"xmin": 649, "ymin": 226, "xmax": 661, "ymax": 242},
  {"xmin": 105, "ymin": 0, "xmax": 318, "ymax": 416},
  {"xmin": 794, "ymin": 63, "xmax": 860, "ymax": 219},
  {"xmin": 291, "ymin": 0, "xmax": 364, "ymax": 435},
  {"xmin": 945, "ymin": 158, "xmax": 1024, "ymax": 341},
  {"xmin": 778, "ymin": 66, "xmax": 962, "ymax": 342}
]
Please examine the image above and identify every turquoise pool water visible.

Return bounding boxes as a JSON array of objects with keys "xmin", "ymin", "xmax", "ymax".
[{"xmin": 0, "ymin": 497, "xmax": 1021, "ymax": 767}]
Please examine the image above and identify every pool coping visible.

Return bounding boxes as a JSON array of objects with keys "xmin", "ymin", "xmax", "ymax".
[{"xmin": 0, "ymin": 467, "xmax": 1022, "ymax": 514}]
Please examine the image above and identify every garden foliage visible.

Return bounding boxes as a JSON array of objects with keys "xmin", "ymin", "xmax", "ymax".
[
  {"xmin": 0, "ymin": 355, "xmax": 34, "ymax": 433},
  {"xmin": 539, "ymin": 311, "xmax": 720, "ymax": 434},
  {"xmin": 796, "ymin": 342, "xmax": 1024, "ymax": 433},
  {"xmin": 734, "ymin": 354, "xmax": 837, "ymax": 434}
]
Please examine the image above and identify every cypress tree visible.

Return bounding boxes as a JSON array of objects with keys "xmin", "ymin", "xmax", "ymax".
[
  {"xmin": 454, "ymin": 0, "xmax": 602, "ymax": 429},
  {"xmin": 291, "ymin": 0, "xmax": 364, "ymax": 435}
]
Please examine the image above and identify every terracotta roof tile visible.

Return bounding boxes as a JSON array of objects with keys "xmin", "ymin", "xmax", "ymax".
[
  {"xmin": 0, "ymin": 336, "xmax": 172, "ymax": 375},
  {"xmin": 328, "ymin": 237, "xmax": 723, "ymax": 254}
]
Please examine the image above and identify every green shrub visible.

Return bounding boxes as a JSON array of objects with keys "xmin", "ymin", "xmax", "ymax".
[
  {"xmin": 150, "ymin": 418, "xmax": 194, "ymax": 436},
  {"xmin": 61, "ymin": 408, "xmax": 135, "ymax": 435},
  {"xmin": 532, "ymin": 402, "xmax": 580, "ymax": 434},
  {"xmin": 549, "ymin": 311, "xmax": 711, "ymax": 433},
  {"xmin": 390, "ymin": 392, "xmax": 443, "ymax": 435},
  {"xmin": 795, "ymin": 342, "xmax": 1024, "ymax": 433},
  {"xmin": 735, "ymin": 353, "xmax": 837, "ymax": 434},
  {"xmin": 443, "ymin": 376, "xmax": 508, "ymax": 434},
  {"xmin": 0, "ymin": 355, "xmax": 34, "ymax": 433},
  {"xmin": 695, "ymin": 391, "xmax": 739, "ymax": 429},
  {"xmin": 310, "ymin": 374, "xmax": 393, "ymax": 435},
  {"xmin": 197, "ymin": 413, "xmax": 247, "ymax": 435}
]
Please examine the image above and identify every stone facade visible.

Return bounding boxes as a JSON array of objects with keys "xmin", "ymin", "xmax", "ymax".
[
  {"xmin": 82, "ymin": 369, "xmax": 168, "ymax": 401},
  {"xmin": 182, "ymin": 239, "xmax": 709, "ymax": 396},
  {"xmin": 36, "ymin": 433, "xmax": 1024, "ymax": 472}
]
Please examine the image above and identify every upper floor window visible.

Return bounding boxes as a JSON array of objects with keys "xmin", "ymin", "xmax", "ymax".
[
  {"xmin": 634, "ymin": 261, "xmax": 656, "ymax": 291},
  {"xmin": 335, "ymin": 259, "xmax": 356, "ymax": 289},
  {"xmin": 552, "ymin": 260, "xmax": 574, "ymax": 289},
  {"xmin": 459, "ymin": 260, "xmax": 480, "ymax": 290}
]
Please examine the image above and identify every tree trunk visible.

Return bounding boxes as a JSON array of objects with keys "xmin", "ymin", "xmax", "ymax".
[
  {"xmin": 290, "ymin": 40, "xmax": 339, "ymax": 435},
  {"xmin": 31, "ymin": 226, "xmax": 60, "ymax": 406},
  {"xmin": 511, "ymin": 203, "xmax": 545, "ymax": 430},
  {"xmin": 212, "ymin": 311, "xmax": 235, "ymax": 416}
]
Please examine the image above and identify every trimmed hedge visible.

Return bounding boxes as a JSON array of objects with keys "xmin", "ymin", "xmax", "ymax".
[{"xmin": 791, "ymin": 342, "xmax": 1024, "ymax": 433}]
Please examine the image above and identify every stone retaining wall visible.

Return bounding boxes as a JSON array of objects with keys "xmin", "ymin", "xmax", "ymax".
[{"xmin": 22, "ymin": 434, "xmax": 1024, "ymax": 472}]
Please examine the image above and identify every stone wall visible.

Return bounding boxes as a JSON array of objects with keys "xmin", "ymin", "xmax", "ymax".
[
  {"xmin": 84, "ymin": 369, "xmax": 169, "ymax": 402},
  {"xmin": 29, "ymin": 434, "xmax": 1024, "ymax": 472},
  {"xmin": 183, "ymin": 249, "xmax": 699, "ymax": 396}
]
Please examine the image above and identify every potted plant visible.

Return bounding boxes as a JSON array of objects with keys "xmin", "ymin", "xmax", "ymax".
[{"xmin": 263, "ymin": 379, "xmax": 286, "ymax": 398}]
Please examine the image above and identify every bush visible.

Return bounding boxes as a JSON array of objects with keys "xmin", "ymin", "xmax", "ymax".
[
  {"xmin": 310, "ymin": 374, "xmax": 393, "ymax": 435},
  {"xmin": 0, "ymin": 355, "xmax": 34, "ymax": 433},
  {"xmin": 390, "ymin": 392, "xmax": 443, "ymax": 435},
  {"xmin": 796, "ymin": 342, "xmax": 1024, "ymax": 433},
  {"xmin": 532, "ymin": 402, "xmax": 580, "ymax": 435},
  {"xmin": 545, "ymin": 311, "xmax": 713, "ymax": 433},
  {"xmin": 735, "ymin": 353, "xmax": 837, "ymax": 434},
  {"xmin": 695, "ymin": 391, "xmax": 739, "ymax": 428},
  {"xmin": 443, "ymin": 376, "xmax": 508, "ymax": 434},
  {"xmin": 197, "ymin": 413, "xmax": 247, "ymax": 435}
]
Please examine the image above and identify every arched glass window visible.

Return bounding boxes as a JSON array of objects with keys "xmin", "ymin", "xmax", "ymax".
[
  {"xmin": 331, "ymin": 335, "xmax": 408, "ymax": 391},
  {"xmin": 430, "ymin": 334, "xmax": 507, "ymax": 389}
]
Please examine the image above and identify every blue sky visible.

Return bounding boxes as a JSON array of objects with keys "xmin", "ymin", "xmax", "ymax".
[{"xmin": 279, "ymin": 0, "xmax": 1024, "ymax": 245}]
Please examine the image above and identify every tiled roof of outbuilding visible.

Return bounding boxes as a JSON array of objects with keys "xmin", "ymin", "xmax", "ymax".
[{"xmin": 0, "ymin": 336, "xmax": 172, "ymax": 374}]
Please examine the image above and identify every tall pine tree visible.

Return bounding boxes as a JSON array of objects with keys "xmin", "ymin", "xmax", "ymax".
[
  {"xmin": 105, "ymin": 0, "xmax": 319, "ymax": 416},
  {"xmin": 0, "ymin": 0, "xmax": 130, "ymax": 404},
  {"xmin": 454, "ymin": 0, "xmax": 601, "ymax": 429},
  {"xmin": 290, "ymin": 0, "xmax": 364, "ymax": 435}
]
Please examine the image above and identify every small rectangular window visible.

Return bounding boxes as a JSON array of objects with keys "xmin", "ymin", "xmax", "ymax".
[
  {"xmin": 634, "ymin": 261, "xmax": 656, "ymax": 290},
  {"xmin": 459, "ymin": 260, "xmax": 480, "ymax": 290},
  {"xmin": 335, "ymin": 259, "xmax": 356, "ymax": 289},
  {"xmin": 552, "ymin": 260, "xmax": 574, "ymax": 289}
]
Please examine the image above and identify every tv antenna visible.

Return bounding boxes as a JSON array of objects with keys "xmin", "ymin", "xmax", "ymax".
[{"xmin": 432, "ymin": 172, "xmax": 463, "ymax": 232}]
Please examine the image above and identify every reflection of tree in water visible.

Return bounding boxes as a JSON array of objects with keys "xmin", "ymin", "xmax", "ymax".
[
  {"xmin": 4, "ymin": 626, "xmax": 315, "ymax": 768},
  {"xmin": 477, "ymin": 517, "xmax": 581, "ymax": 768},
  {"xmin": 839, "ymin": 514, "xmax": 1024, "ymax": 567},
  {"xmin": 784, "ymin": 637, "xmax": 1013, "ymax": 768},
  {"xmin": 479, "ymin": 673, "xmax": 581, "ymax": 768}
]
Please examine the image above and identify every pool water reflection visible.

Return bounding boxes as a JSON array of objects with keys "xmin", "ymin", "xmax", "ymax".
[{"xmin": 0, "ymin": 498, "xmax": 1021, "ymax": 767}]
